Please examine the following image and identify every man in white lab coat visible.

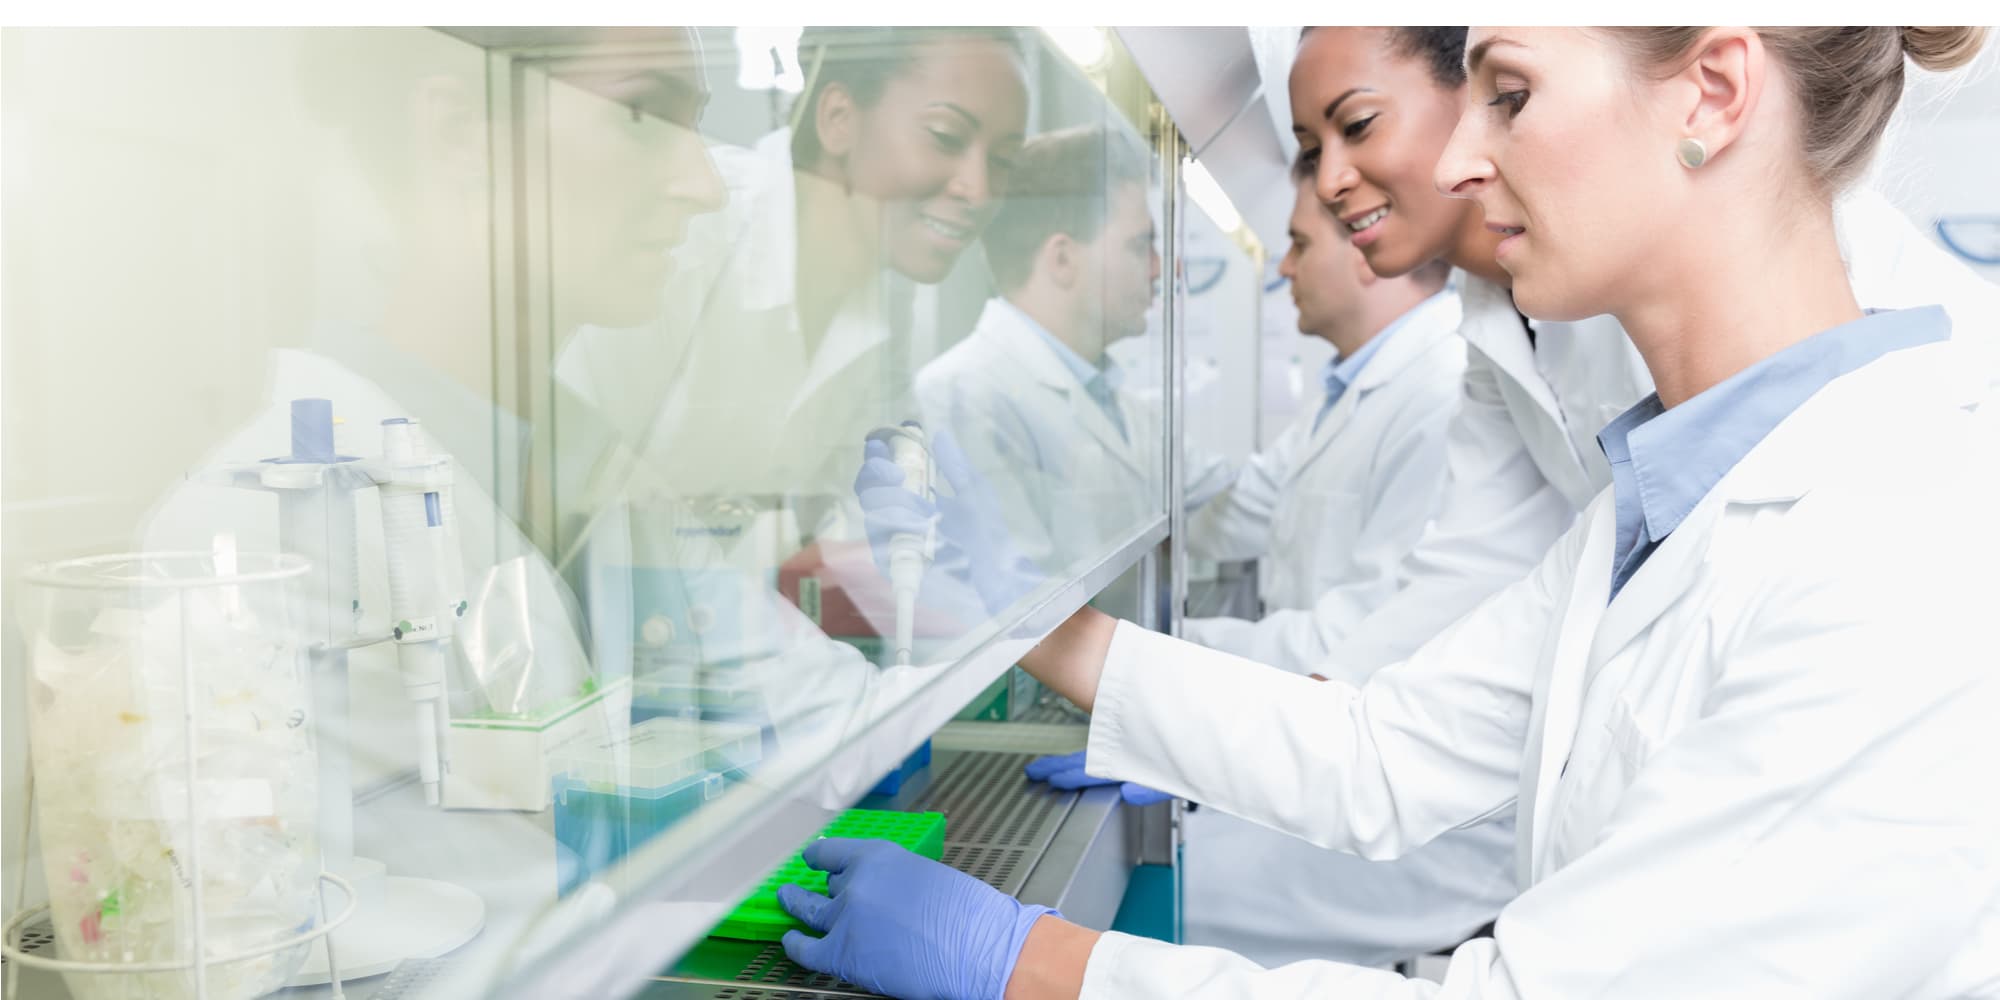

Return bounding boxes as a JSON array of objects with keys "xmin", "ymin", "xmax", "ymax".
[
  {"xmin": 915, "ymin": 124, "xmax": 1231, "ymax": 581},
  {"xmin": 1165, "ymin": 176, "xmax": 1518, "ymax": 969},
  {"xmin": 1184, "ymin": 176, "xmax": 1460, "ymax": 657}
]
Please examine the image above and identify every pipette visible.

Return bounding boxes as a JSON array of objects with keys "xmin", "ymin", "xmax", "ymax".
[
  {"xmin": 866, "ymin": 422, "xmax": 936, "ymax": 666},
  {"xmin": 376, "ymin": 418, "xmax": 464, "ymax": 805}
]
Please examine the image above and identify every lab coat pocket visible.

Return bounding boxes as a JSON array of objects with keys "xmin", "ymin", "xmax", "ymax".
[{"xmin": 1604, "ymin": 698, "xmax": 1654, "ymax": 776}]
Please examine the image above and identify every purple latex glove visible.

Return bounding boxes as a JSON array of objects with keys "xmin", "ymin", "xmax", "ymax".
[
  {"xmin": 1024, "ymin": 750, "xmax": 1174, "ymax": 807},
  {"xmin": 778, "ymin": 838, "xmax": 1059, "ymax": 1000},
  {"xmin": 854, "ymin": 426, "xmax": 1043, "ymax": 615}
]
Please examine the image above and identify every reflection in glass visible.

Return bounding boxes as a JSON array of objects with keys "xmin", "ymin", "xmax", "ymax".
[
  {"xmin": 2, "ymin": 24, "xmax": 1193, "ymax": 998},
  {"xmin": 540, "ymin": 26, "xmax": 1048, "ymax": 923}
]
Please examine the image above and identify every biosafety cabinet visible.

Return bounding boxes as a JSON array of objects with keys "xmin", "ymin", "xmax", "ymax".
[{"xmin": 0, "ymin": 26, "xmax": 1291, "ymax": 999}]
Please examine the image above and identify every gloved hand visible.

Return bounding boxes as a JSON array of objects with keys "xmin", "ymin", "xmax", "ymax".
[
  {"xmin": 778, "ymin": 838, "xmax": 1059, "ymax": 1000},
  {"xmin": 855, "ymin": 426, "xmax": 1042, "ymax": 615},
  {"xmin": 1024, "ymin": 750, "xmax": 1174, "ymax": 807}
]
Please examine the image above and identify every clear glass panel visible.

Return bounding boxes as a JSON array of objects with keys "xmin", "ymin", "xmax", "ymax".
[
  {"xmin": 2, "ymin": 25, "xmax": 1172, "ymax": 998},
  {"xmin": 1179, "ymin": 175, "xmax": 1263, "ymax": 617}
]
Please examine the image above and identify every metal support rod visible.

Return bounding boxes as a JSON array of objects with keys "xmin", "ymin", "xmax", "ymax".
[
  {"xmin": 1163, "ymin": 112, "xmax": 1189, "ymax": 643},
  {"xmin": 318, "ymin": 874, "xmax": 346, "ymax": 999},
  {"xmin": 179, "ymin": 592, "xmax": 212, "ymax": 1000},
  {"xmin": 1161, "ymin": 114, "xmax": 1191, "ymax": 945}
]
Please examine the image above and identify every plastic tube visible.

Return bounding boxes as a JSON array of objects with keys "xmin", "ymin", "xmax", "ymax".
[{"xmin": 880, "ymin": 423, "xmax": 933, "ymax": 666}]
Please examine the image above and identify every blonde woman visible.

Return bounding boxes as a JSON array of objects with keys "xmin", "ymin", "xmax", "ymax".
[{"xmin": 792, "ymin": 26, "xmax": 2000, "ymax": 1000}]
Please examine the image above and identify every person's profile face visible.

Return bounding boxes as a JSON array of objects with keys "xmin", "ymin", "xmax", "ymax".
[
  {"xmin": 1076, "ymin": 181, "xmax": 1159, "ymax": 348},
  {"xmin": 1437, "ymin": 28, "xmax": 1683, "ymax": 321},
  {"xmin": 1281, "ymin": 184, "xmax": 1370, "ymax": 338},
  {"xmin": 1289, "ymin": 27, "xmax": 1476, "ymax": 280},
  {"xmin": 547, "ymin": 29, "xmax": 727, "ymax": 328},
  {"xmin": 838, "ymin": 37, "xmax": 1029, "ymax": 284}
]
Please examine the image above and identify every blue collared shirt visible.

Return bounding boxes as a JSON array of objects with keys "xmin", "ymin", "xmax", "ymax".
[
  {"xmin": 1312, "ymin": 292, "xmax": 1445, "ymax": 432},
  {"xmin": 1008, "ymin": 300, "xmax": 1129, "ymax": 440},
  {"xmin": 1597, "ymin": 306, "xmax": 1949, "ymax": 602}
]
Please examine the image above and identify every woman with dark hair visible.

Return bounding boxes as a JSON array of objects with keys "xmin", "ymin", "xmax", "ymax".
[
  {"xmin": 798, "ymin": 26, "xmax": 2000, "ymax": 1000},
  {"xmin": 612, "ymin": 27, "xmax": 1031, "ymax": 506}
]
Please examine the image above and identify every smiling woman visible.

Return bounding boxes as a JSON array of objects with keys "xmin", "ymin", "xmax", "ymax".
[
  {"xmin": 791, "ymin": 26, "xmax": 1031, "ymax": 287},
  {"xmin": 1288, "ymin": 27, "xmax": 1504, "ymax": 283},
  {"xmin": 781, "ymin": 24, "xmax": 2000, "ymax": 1000}
]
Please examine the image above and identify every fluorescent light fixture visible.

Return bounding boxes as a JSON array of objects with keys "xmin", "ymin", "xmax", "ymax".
[
  {"xmin": 735, "ymin": 26, "xmax": 805, "ymax": 93},
  {"xmin": 1044, "ymin": 27, "xmax": 1109, "ymax": 70},
  {"xmin": 1185, "ymin": 159, "xmax": 1243, "ymax": 233}
]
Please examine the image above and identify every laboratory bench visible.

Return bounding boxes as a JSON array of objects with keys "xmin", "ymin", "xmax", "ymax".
[
  {"xmin": 4, "ymin": 723, "xmax": 1162, "ymax": 1000},
  {"xmin": 0, "ymin": 24, "xmax": 1269, "ymax": 1000}
]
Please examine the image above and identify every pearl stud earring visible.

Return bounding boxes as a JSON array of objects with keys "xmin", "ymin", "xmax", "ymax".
[{"xmin": 1676, "ymin": 137, "xmax": 1708, "ymax": 169}]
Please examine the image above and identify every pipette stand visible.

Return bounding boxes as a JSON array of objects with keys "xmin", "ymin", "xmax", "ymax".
[{"xmin": 203, "ymin": 400, "xmax": 483, "ymax": 986}]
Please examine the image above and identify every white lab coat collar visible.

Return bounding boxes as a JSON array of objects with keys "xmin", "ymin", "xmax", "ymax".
[
  {"xmin": 1610, "ymin": 336, "xmax": 1980, "ymax": 651},
  {"xmin": 1518, "ymin": 335, "xmax": 1985, "ymax": 885},
  {"xmin": 1456, "ymin": 272, "xmax": 1564, "ymax": 423},
  {"xmin": 969, "ymin": 297, "xmax": 1148, "ymax": 479},
  {"xmin": 719, "ymin": 127, "xmax": 900, "ymax": 420},
  {"xmin": 1348, "ymin": 290, "xmax": 1461, "ymax": 395},
  {"xmin": 730, "ymin": 128, "xmax": 801, "ymax": 314},
  {"xmin": 971, "ymin": 297, "xmax": 1095, "ymax": 391},
  {"xmin": 1294, "ymin": 290, "xmax": 1463, "ymax": 468}
]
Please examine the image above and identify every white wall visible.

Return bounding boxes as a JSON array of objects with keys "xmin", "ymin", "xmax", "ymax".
[
  {"xmin": 1182, "ymin": 201, "xmax": 1262, "ymax": 466},
  {"xmin": 2, "ymin": 26, "xmax": 493, "ymax": 915},
  {"xmin": 1869, "ymin": 37, "xmax": 2000, "ymax": 282}
]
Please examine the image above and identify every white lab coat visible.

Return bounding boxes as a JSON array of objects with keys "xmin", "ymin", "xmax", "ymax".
[
  {"xmin": 1077, "ymin": 335, "xmax": 2000, "ymax": 998},
  {"xmin": 1184, "ymin": 289, "xmax": 1464, "ymax": 650},
  {"xmin": 915, "ymin": 299, "xmax": 1233, "ymax": 579},
  {"xmin": 1236, "ymin": 189, "xmax": 2000, "ymax": 681},
  {"xmin": 1177, "ymin": 290, "xmax": 1512, "ymax": 967},
  {"xmin": 1153, "ymin": 190, "xmax": 2000, "ymax": 970}
]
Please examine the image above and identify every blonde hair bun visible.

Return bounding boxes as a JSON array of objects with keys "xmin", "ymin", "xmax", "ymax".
[{"xmin": 1901, "ymin": 26, "xmax": 1989, "ymax": 72}]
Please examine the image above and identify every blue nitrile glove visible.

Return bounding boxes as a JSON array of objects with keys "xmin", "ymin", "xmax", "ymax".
[
  {"xmin": 854, "ymin": 427, "xmax": 1043, "ymax": 615},
  {"xmin": 1024, "ymin": 751, "xmax": 1174, "ymax": 807},
  {"xmin": 778, "ymin": 838, "xmax": 1059, "ymax": 1000}
]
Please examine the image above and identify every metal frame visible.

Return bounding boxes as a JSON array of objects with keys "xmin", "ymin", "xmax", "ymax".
[
  {"xmin": 487, "ymin": 517, "xmax": 1169, "ymax": 1000},
  {"xmin": 461, "ymin": 27, "xmax": 1205, "ymax": 993}
]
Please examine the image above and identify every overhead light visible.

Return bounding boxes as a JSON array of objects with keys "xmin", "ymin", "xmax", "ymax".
[
  {"xmin": 1185, "ymin": 159, "xmax": 1243, "ymax": 233},
  {"xmin": 1044, "ymin": 27, "xmax": 1109, "ymax": 71},
  {"xmin": 734, "ymin": 26, "xmax": 805, "ymax": 93}
]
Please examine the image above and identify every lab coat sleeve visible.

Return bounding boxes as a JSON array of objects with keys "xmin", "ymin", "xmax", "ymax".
[
  {"xmin": 1184, "ymin": 437, "xmax": 1240, "ymax": 513},
  {"xmin": 1319, "ymin": 347, "xmax": 1577, "ymax": 677},
  {"xmin": 1081, "ymin": 932, "xmax": 1433, "ymax": 999},
  {"xmin": 1183, "ymin": 383, "xmax": 1460, "ymax": 670},
  {"xmin": 1086, "ymin": 486, "xmax": 2000, "ymax": 999},
  {"xmin": 1088, "ymin": 522, "xmax": 1577, "ymax": 860},
  {"xmin": 1184, "ymin": 418, "xmax": 1306, "ymax": 563}
]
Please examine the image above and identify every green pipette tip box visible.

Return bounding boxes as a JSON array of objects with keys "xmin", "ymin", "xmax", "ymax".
[{"xmin": 707, "ymin": 808, "xmax": 948, "ymax": 942}]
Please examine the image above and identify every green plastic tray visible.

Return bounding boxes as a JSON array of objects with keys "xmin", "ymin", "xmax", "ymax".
[{"xmin": 707, "ymin": 808, "xmax": 948, "ymax": 941}]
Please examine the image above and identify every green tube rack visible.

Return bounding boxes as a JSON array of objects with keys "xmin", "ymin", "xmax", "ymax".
[{"xmin": 707, "ymin": 808, "xmax": 948, "ymax": 942}]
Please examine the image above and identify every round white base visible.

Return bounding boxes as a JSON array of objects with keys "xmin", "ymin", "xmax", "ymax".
[{"xmin": 287, "ymin": 874, "xmax": 485, "ymax": 986}]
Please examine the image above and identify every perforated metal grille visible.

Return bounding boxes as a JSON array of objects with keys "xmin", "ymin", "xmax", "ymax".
[
  {"xmin": 1018, "ymin": 701, "xmax": 1088, "ymax": 724},
  {"xmin": 1, "ymin": 916, "xmax": 54, "ymax": 974},
  {"xmin": 942, "ymin": 843, "xmax": 1025, "ymax": 889},
  {"xmin": 653, "ymin": 749, "xmax": 1077, "ymax": 998},
  {"xmin": 733, "ymin": 942, "xmax": 852, "ymax": 991},
  {"xmin": 11, "ymin": 919, "xmax": 55, "ymax": 956},
  {"xmin": 923, "ymin": 750, "xmax": 1072, "ymax": 865},
  {"xmin": 702, "ymin": 989, "xmax": 851, "ymax": 1000}
]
